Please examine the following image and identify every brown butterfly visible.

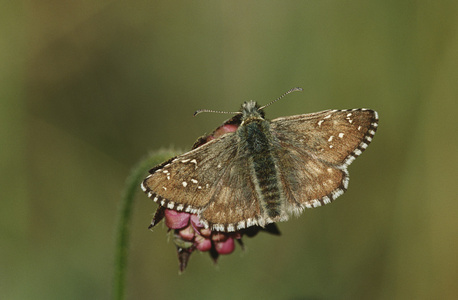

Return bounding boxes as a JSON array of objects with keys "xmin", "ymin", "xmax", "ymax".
[{"xmin": 141, "ymin": 88, "xmax": 378, "ymax": 232}]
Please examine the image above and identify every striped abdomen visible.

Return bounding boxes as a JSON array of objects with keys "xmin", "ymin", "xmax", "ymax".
[{"xmin": 238, "ymin": 118, "xmax": 283, "ymax": 220}]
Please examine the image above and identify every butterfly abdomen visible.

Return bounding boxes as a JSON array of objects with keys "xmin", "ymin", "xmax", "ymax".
[{"xmin": 239, "ymin": 117, "xmax": 283, "ymax": 222}]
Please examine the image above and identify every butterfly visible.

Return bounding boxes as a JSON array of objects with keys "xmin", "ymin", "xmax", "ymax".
[{"xmin": 141, "ymin": 87, "xmax": 378, "ymax": 232}]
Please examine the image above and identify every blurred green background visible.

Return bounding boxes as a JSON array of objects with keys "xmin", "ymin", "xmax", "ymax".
[{"xmin": 2, "ymin": 1, "xmax": 458, "ymax": 299}]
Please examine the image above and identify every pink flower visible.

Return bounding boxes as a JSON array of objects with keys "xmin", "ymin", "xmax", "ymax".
[
  {"xmin": 165, "ymin": 209, "xmax": 237, "ymax": 255},
  {"xmin": 163, "ymin": 209, "xmax": 239, "ymax": 272},
  {"xmin": 152, "ymin": 206, "xmax": 279, "ymax": 273}
]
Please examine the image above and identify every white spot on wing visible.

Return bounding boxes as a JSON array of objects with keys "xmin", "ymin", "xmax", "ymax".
[
  {"xmin": 338, "ymin": 133, "xmax": 344, "ymax": 138},
  {"xmin": 200, "ymin": 219, "xmax": 209, "ymax": 229},
  {"xmin": 323, "ymin": 196, "xmax": 331, "ymax": 204},
  {"xmin": 332, "ymin": 189, "xmax": 344, "ymax": 199},
  {"xmin": 344, "ymin": 155, "xmax": 356, "ymax": 166},
  {"xmin": 312, "ymin": 200, "xmax": 321, "ymax": 207},
  {"xmin": 236, "ymin": 221, "xmax": 246, "ymax": 230},
  {"xmin": 247, "ymin": 218, "xmax": 258, "ymax": 227},
  {"xmin": 343, "ymin": 176, "xmax": 349, "ymax": 189},
  {"xmin": 214, "ymin": 224, "xmax": 225, "ymax": 231},
  {"xmin": 182, "ymin": 181, "xmax": 188, "ymax": 187},
  {"xmin": 328, "ymin": 136, "xmax": 334, "ymax": 142}
]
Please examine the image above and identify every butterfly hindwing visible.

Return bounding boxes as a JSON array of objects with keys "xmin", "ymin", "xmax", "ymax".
[
  {"xmin": 199, "ymin": 150, "xmax": 264, "ymax": 231},
  {"xmin": 273, "ymin": 140, "xmax": 348, "ymax": 210}
]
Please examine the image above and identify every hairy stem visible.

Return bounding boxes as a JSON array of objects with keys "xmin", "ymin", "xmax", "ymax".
[{"xmin": 113, "ymin": 149, "xmax": 178, "ymax": 300}]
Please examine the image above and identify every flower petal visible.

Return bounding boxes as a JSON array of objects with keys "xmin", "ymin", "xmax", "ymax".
[
  {"xmin": 212, "ymin": 124, "xmax": 239, "ymax": 139},
  {"xmin": 190, "ymin": 214, "xmax": 203, "ymax": 229},
  {"xmin": 165, "ymin": 209, "xmax": 190, "ymax": 229},
  {"xmin": 178, "ymin": 225, "xmax": 195, "ymax": 241},
  {"xmin": 195, "ymin": 235, "xmax": 212, "ymax": 251},
  {"xmin": 214, "ymin": 238, "xmax": 235, "ymax": 255}
]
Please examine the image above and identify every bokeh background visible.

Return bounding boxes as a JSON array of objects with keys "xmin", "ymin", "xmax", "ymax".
[{"xmin": 2, "ymin": 1, "xmax": 458, "ymax": 299}]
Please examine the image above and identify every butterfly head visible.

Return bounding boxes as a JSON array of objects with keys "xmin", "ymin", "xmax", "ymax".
[
  {"xmin": 239, "ymin": 87, "xmax": 303, "ymax": 122},
  {"xmin": 194, "ymin": 87, "xmax": 302, "ymax": 119},
  {"xmin": 240, "ymin": 100, "xmax": 265, "ymax": 120}
]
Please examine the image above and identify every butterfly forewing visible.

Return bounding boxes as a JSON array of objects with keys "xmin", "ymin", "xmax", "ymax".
[
  {"xmin": 271, "ymin": 109, "xmax": 378, "ymax": 166},
  {"xmin": 142, "ymin": 132, "xmax": 263, "ymax": 231},
  {"xmin": 142, "ymin": 133, "xmax": 238, "ymax": 213}
]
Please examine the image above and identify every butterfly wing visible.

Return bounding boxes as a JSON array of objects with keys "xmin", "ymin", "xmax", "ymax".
[
  {"xmin": 270, "ymin": 109, "xmax": 378, "ymax": 210},
  {"xmin": 199, "ymin": 150, "xmax": 265, "ymax": 231},
  {"xmin": 142, "ymin": 132, "xmax": 262, "ymax": 231}
]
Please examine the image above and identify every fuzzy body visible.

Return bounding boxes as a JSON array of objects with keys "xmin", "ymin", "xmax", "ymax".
[{"xmin": 237, "ymin": 101, "xmax": 285, "ymax": 223}]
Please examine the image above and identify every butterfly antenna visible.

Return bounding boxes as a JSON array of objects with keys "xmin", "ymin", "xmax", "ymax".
[
  {"xmin": 193, "ymin": 108, "xmax": 240, "ymax": 117},
  {"xmin": 259, "ymin": 87, "xmax": 303, "ymax": 110}
]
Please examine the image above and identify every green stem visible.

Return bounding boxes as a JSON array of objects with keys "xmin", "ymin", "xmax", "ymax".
[{"xmin": 113, "ymin": 150, "xmax": 178, "ymax": 300}]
